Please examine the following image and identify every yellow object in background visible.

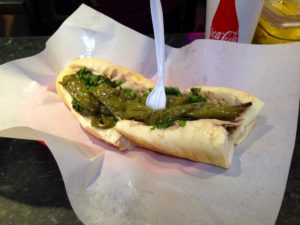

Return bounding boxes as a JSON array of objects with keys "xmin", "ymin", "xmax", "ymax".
[
  {"xmin": 253, "ymin": 0, "xmax": 300, "ymax": 44},
  {"xmin": 1, "ymin": 15, "xmax": 15, "ymax": 37}
]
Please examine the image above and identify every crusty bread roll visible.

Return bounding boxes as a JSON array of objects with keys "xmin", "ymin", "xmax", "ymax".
[{"xmin": 56, "ymin": 58, "xmax": 264, "ymax": 168}]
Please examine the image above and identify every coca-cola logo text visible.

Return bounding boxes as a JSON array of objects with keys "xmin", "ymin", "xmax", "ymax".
[{"xmin": 210, "ymin": 27, "xmax": 239, "ymax": 42}]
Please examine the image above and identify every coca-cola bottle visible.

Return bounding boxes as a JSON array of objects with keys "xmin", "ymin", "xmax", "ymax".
[{"xmin": 209, "ymin": 0, "xmax": 239, "ymax": 42}]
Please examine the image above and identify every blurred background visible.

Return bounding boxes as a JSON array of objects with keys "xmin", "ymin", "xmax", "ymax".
[
  {"xmin": 0, "ymin": 0, "xmax": 206, "ymax": 37},
  {"xmin": 1, "ymin": 0, "xmax": 300, "ymax": 43}
]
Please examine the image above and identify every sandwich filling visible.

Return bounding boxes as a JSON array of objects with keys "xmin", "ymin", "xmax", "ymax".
[{"xmin": 60, "ymin": 67, "xmax": 252, "ymax": 129}]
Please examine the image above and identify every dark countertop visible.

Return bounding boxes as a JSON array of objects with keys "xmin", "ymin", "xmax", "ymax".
[{"xmin": 0, "ymin": 36, "xmax": 299, "ymax": 225}]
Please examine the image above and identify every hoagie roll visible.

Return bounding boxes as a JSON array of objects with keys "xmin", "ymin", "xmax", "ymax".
[{"xmin": 56, "ymin": 58, "xmax": 264, "ymax": 168}]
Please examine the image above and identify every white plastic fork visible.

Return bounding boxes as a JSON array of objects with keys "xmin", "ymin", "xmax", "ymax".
[{"xmin": 146, "ymin": 0, "xmax": 167, "ymax": 110}]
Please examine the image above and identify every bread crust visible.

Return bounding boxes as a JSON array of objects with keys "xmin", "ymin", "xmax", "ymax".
[
  {"xmin": 56, "ymin": 58, "xmax": 154, "ymax": 150},
  {"xmin": 56, "ymin": 58, "xmax": 264, "ymax": 168}
]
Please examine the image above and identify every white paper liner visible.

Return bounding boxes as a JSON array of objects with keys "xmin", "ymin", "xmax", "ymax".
[{"xmin": 1, "ymin": 4, "xmax": 300, "ymax": 225}]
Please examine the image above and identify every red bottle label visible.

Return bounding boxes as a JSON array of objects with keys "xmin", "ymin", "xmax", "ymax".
[
  {"xmin": 210, "ymin": 27, "xmax": 239, "ymax": 42},
  {"xmin": 209, "ymin": 0, "xmax": 239, "ymax": 42}
]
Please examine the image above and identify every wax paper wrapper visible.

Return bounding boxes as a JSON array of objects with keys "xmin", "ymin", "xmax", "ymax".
[{"xmin": 0, "ymin": 4, "xmax": 300, "ymax": 225}]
